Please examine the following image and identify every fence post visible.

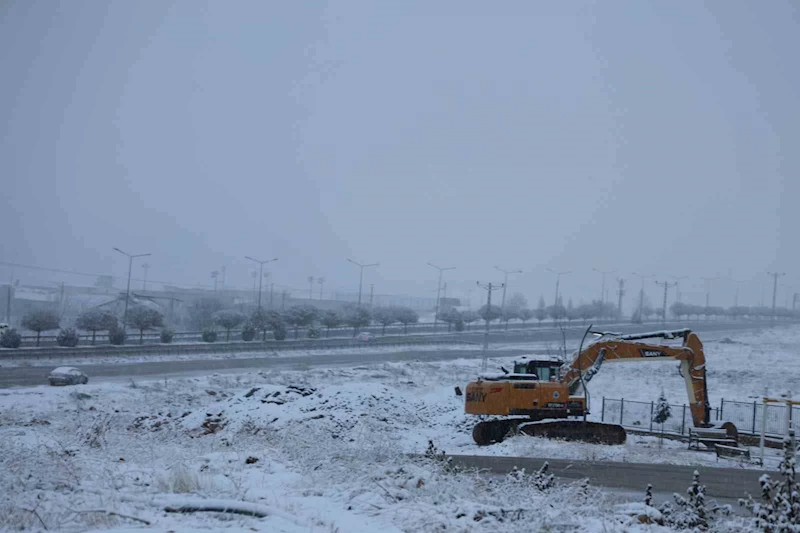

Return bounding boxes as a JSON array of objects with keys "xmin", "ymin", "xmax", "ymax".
[
  {"xmin": 681, "ymin": 405, "xmax": 686, "ymax": 435},
  {"xmin": 649, "ymin": 401, "xmax": 654, "ymax": 432},
  {"xmin": 620, "ymin": 398, "xmax": 624, "ymax": 425},
  {"xmin": 752, "ymin": 401, "xmax": 757, "ymax": 434},
  {"xmin": 720, "ymin": 398, "xmax": 724, "ymax": 419},
  {"xmin": 601, "ymin": 397, "xmax": 605, "ymax": 422}
]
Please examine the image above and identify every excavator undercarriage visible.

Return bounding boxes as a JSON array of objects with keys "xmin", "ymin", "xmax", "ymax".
[{"xmin": 465, "ymin": 328, "xmax": 728, "ymax": 446}]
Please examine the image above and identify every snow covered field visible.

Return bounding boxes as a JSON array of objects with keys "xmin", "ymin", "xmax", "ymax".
[{"xmin": 1, "ymin": 325, "xmax": 796, "ymax": 531}]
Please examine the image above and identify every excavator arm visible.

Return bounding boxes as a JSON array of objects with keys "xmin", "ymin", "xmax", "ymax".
[{"xmin": 561, "ymin": 329, "xmax": 711, "ymax": 427}]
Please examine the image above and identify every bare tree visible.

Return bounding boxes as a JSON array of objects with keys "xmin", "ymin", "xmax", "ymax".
[
  {"xmin": 21, "ymin": 310, "xmax": 60, "ymax": 346},
  {"xmin": 213, "ymin": 310, "xmax": 247, "ymax": 341},
  {"xmin": 75, "ymin": 309, "xmax": 119, "ymax": 345},
  {"xmin": 127, "ymin": 306, "xmax": 164, "ymax": 344}
]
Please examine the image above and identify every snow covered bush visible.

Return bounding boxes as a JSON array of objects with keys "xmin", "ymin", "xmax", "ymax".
[
  {"xmin": 108, "ymin": 325, "xmax": 126, "ymax": 345},
  {"xmin": 0, "ymin": 327, "xmax": 21, "ymax": 348},
  {"xmin": 56, "ymin": 327, "xmax": 80, "ymax": 347},
  {"xmin": 648, "ymin": 470, "xmax": 729, "ymax": 530},
  {"xmin": 160, "ymin": 327, "xmax": 175, "ymax": 343},
  {"xmin": 306, "ymin": 326, "xmax": 321, "ymax": 339},
  {"xmin": 241, "ymin": 323, "xmax": 256, "ymax": 341},
  {"xmin": 273, "ymin": 322, "xmax": 287, "ymax": 341},
  {"xmin": 740, "ymin": 430, "xmax": 799, "ymax": 531},
  {"xmin": 201, "ymin": 329, "xmax": 217, "ymax": 343}
]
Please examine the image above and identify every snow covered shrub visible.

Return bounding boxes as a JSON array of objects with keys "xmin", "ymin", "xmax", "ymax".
[
  {"xmin": 654, "ymin": 470, "xmax": 729, "ymax": 530},
  {"xmin": 0, "ymin": 328, "xmax": 21, "ymax": 348},
  {"xmin": 156, "ymin": 465, "xmax": 202, "ymax": 493},
  {"xmin": 201, "ymin": 329, "xmax": 217, "ymax": 343},
  {"xmin": 160, "ymin": 327, "xmax": 174, "ymax": 343},
  {"xmin": 653, "ymin": 390, "xmax": 671, "ymax": 446},
  {"xmin": 273, "ymin": 323, "xmax": 287, "ymax": 341},
  {"xmin": 241, "ymin": 323, "xmax": 256, "ymax": 341},
  {"xmin": 108, "ymin": 325, "xmax": 126, "ymax": 345},
  {"xmin": 306, "ymin": 326, "xmax": 321, "ymax": 339},
  {"xmin": 56, "ymin": 328, "xmax": 80, "ymax": 347},
  {"xmin": 506, "ymin": 463, "xmax": 555, "ymax": 492},
  {"xmin": 740, "ymin": 430, "xmax": 799, "ymax": 531}
]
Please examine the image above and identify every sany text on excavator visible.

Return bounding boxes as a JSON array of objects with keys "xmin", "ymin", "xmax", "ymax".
[{"xmin": 465, "ymin": 328, "xmax": 736, "ymax": 446}]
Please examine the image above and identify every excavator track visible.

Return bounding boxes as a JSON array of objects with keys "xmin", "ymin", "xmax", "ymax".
[{"xmin": 472, "ymin": 419, "xmax": 626, "ymax": 446}]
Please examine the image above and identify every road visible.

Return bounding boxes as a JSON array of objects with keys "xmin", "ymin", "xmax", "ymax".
[
  {"xmin": 0, "ymin": 320, "xmax": 774, "ymax": 388},
  {"xmin": 0, "ymin": 347, "xmax": 535, "ymax": 388},
  {"xmin": 447, "ymin": 454, "xmax": 770, "ymax": 503}
]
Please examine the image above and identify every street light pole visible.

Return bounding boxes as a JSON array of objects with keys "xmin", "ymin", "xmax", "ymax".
[
  {"xmin": 348, "ymin": 259, "xmax": 379, "ymax": 307},
  {"xmin": 113, "ymin": 248, "xmax": 151, "ymax": 332},
  {"xmin": 671, "ymin": 276, "xmax": 688, "ymax": 302},
  {"xmin": 546, "ymin": 268, "xmax": 571, "ymax": 308},
  {"xmin": 428, "ymin": 262, "xmax": 455, "ymax": 331},
  {"xmin": 768, "ymin": 272, "xmax": 786, "ymax": 323},
  {"xmin": 495, "ymin": 266, "xmax": 522, "ymax": 310},
  {"xmin": 245, "ymin": 256, "xmax": 278, "ymax": 313}
]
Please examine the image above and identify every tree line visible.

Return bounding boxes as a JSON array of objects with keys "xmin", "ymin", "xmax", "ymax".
[{"xmin": 0, "ymin": 299, "xmax": 423, "ymax": 348}]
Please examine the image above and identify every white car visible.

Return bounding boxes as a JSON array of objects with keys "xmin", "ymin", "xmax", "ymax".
[{"xmin": 48, "ymin": 367, "xmax": 88, "ymax": 386}]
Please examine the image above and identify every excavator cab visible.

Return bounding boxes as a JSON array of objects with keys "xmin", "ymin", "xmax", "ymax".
[{"xmin": 512, "ymin": 358, "xmax": 562, "ymax": 382}]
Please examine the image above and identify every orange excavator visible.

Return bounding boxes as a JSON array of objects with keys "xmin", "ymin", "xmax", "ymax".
[{"xmin": 465, "ymin": 329, "xmax": 734, "ymax": 445}]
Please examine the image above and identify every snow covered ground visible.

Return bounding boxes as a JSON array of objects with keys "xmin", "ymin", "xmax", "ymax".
[{"xmin": 2, "ymin": 325, "xmax": 795, "ymax": 531}]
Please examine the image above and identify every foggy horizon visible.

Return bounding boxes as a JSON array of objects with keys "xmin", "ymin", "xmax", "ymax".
[{"xmin": 2, "ymin": 1, "xmax": 798, "ymax": 310}]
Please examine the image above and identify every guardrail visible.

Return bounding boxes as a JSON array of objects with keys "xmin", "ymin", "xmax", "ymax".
[{"xmin": 0, "ymin": 336, "xmax": 476, "ymax": 360}]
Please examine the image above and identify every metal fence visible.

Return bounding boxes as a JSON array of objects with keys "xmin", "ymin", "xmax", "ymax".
[
  {"xmin": 719, "ymin": 398, "xmax": 799, "ymax": 436},
  {"xmin": 600, "ymin": 397, "xmax": 719, "ymax": 436},
  {"xmin": 601, "ymin": 397, "xmax": 799, "ymax": 437}
]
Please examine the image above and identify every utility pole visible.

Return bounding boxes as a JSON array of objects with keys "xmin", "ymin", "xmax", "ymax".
[
  {"xmin": 113, "ymin": 248, "xmax": 151, "ymax": 332},
  {"xmin": 141, "ymin": 263, "xmax": 150, "ymax": 291},
  {"xmin": 428, "ymin": 262, "xmax": 455, "ymax": 331},
  {"xmin": 701, "ymin": 275, "xmax": 720, "ymax": 310},
  {"xmin": 347, "ymin": 259, "xmax": 379, "ymax": 307},
  {"xmin": 308, "ymin": 276, "xmax": 315, "ymax": 299},
  {"xmin": 768, "ymin": 272, "xmax": 786, "ymax": 323},
  {"xmin": 369, "ymin": 283, "xmax": 374, "ymax": 308},
  {"xmin": 281, "ymin": 290, "xmax": 287, "ymax": 311},
  {"xmin": 318, "ymin": 277, "xmax": 325, "ymax": 299},
  {"xmin": 655, "ymin": 280, "xmax": 677, "ymax": 326},
  {"xmin": 671, "ymin": 276, "xmax": 688, "ymax": 303},
  {"xmin": 631, "ymin": 273, "xmax": 654, "ymax": 321},
  {"xmin": 220, "ymin": 266, "xmax": 226, "ymax": 291},
  {"xmin": 477, "ymin": 281, "xmax": 504, "ymax": 373},
  {"xmin": 494, "ymin": 266, "xmax": 522, "ymax": 310},
  {"xmin": 6, "ymin": 268, "xmax": 14, "ymax": 323},
  {"xmin": 245, "ymin": 256, "xmax": 278, "ymax": 314},
  {"xmin": 211, "ymin": 270, "xmax": 219, "ymax": 291},
  {"xmin": 616, "ymin": 278, "xmax": 625, "ymax": 319},
  {"xmin": 251, "ymin": 271, "xmax": 257, "ymax": 300},
  {"xmin": 269, "ymin": 283, "xmax": 274, "ymax": 309},
  {"xmin": 793, "ymin": 292, "xmax": 798, "ymax": 312},
  {"xmin": 592, "ymin": 269, "xmax": 615, "ymax": 305}
]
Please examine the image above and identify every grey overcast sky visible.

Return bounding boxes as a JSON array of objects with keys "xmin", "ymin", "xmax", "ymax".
[{"xmin": 1, "ymin": 1, "xmax": 798, "ymax": 308}]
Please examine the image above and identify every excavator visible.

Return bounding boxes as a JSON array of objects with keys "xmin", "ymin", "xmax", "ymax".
[{"xmin": 465, "ymin": 328, "xmax": 735, "ymax": 446}]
